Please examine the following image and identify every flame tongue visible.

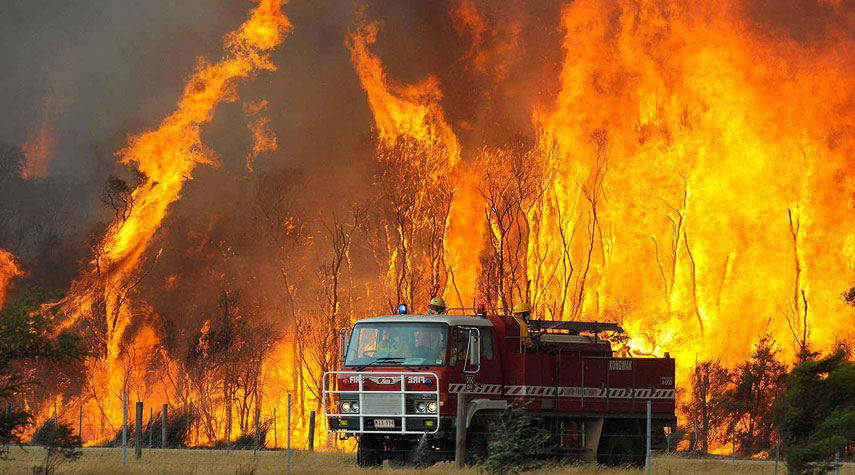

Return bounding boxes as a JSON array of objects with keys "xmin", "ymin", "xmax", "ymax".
[
  {"xmin": 60, "ymin": 0, "xmax": 291, "ymax": 373},
  {"xmin": 0, "ymin": 249, "xmax": 23, "ymax": 308}
]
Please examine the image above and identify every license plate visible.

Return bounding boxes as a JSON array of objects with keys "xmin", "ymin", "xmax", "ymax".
[{"xmin": 374, "ymin": 419, "xmax": 394, "ymax": 428}]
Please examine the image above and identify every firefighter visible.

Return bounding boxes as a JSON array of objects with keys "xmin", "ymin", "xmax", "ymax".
[
  {"xmin": 512, "ymin": 302, "xmax": 535, "ymax": 351},
  {"xmin": 428, "ymin": 296, "xmax": 447, "ymax": 314},
  {"xmin": 377, "ymin": 332, "xmax": 410, "ymax": 358},
  {"xmin": 512, "ymin": 302, "xmax": 532, "ymax": 323}
]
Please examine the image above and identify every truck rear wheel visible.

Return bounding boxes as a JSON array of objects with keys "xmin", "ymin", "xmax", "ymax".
[
  {"xmin": 466, "ymin": 429, "xmax": 488, "ymax": 465},
  {"xmin": 357, "ymin": 435, "xmax": 383, "ymax": 467},
  {"xmin": 597, "ymin": 425, "xmax": 644, "ymax": 466}
]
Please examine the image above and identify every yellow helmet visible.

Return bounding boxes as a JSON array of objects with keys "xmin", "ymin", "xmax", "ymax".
[
  {"xmin": 513, "ymin": 302, "xmax": 531, "ymax": 315},
  {"xmin": 428, "ymin": 296, "xmax": 446, "ymax": 314}
]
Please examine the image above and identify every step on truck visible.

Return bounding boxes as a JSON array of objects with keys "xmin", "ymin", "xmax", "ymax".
[{"xmin": 323, "ymin": 305, "xmax": 676, "ymax": 467}]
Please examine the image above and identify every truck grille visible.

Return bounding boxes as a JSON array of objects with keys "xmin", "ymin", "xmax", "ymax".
[{"xmin": 362, "ymin": 394, "xmax": 402, "ymax": 415}]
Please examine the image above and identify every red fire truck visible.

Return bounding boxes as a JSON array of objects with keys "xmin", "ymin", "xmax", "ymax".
[{"xmin": 323, "ymin": 306, "xmax": 676, "ymax": 466}]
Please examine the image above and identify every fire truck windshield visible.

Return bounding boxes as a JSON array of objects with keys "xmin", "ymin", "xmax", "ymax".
[{"xmin": 345, "ymin": 322, "xmax": 448, "ymax": 367}]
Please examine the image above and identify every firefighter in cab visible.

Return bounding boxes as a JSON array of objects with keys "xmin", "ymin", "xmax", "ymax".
[{"xmin": 428, "ymin": 296, "xmax": 447, "ymax": 314}]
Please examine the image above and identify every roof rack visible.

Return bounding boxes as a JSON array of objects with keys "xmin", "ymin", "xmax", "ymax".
[
  {"xmin": 527, "ymin": 320, "xmax": 623, "ymax": 334},
  {"xmin": 444, "ymin": 306, "xmax": 509, "ymax": 316}
]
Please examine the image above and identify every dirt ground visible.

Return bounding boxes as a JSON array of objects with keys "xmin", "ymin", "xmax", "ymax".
[{"xmin": 1, "ymin": 447, "xmax": 853, "ymax": 475}]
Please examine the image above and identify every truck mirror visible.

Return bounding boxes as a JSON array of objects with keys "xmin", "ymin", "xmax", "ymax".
[
  {"xmin": 469, "ymin": 335, "xmax": 481, "ymax": 366},
  {"xmin": 339, "ymin": 328, "xmax": 351, "ymax": 365}
]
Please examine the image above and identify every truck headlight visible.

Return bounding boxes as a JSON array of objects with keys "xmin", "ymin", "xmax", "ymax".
[
  {"xmin": 416, "ymin": 402, "xmax": 426, "ymax": 413},
  {"xmin": 427, "ymin": 401, "xmax": 437, "ymax": 413},
  {"xmin": 341, "ymin": 401, "xmax": 351, "ymax": 413},
  {"xmin": 351, "ymin": 402, "xmax": 359, "ymax": 413}
]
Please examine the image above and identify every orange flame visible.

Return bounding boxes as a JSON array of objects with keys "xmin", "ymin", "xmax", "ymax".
[
  {"xmin": 531, "ymin": 0, "xmax": 855, "ymax": 378},
  {"xmin": 0, "ymin": 248, "xmax": 24, "ymax": 309},
  {"xmin": 20, "ymin": 95, "xmax": 60, "ymax": 180},
  {"xmin": 347, "ymin": 8, "xmax": 460, "ymax": 163},
  {"xmin": 244, "ymin": 99, "xmax": 278, "ymax": 173}
]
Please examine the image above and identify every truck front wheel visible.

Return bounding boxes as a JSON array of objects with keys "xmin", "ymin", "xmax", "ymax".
[{"xmin": 357, "ymin": 435, "xmax": 384, "ymax": 467}]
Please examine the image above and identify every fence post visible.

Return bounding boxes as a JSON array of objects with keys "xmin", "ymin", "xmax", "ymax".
[
  {"xmin": 274, "ymin": 407, "xmax": 278, "ymax": 449},
  {"xmin": 308, "ymin": 411, "xmax": 316, "ymax": 451},
  {"xmin": 53, "ymin": 401, "xmax": 58, "ymax": 427},
  {"xmin": 161, "ymin": 404, "xmax": 168, "ymax": 449},
  {"xmin": 455, "ymin": 393, "xmax": 467, "ymax": 469},
  {"xmin": 692, "ymin": 419, "xmax": 698, "ymax": 452},
  {"xmin": 148, "ymin": 408, "xmax": 152, "ymax": 450},
  {"xmin": 226, "ymin": 404, "xmax": 232, "ymax": 453},
  {"xmin": 135, "ymin": 402, "xmax": 143, "ymax": 459},
  {"xmin": 286, "ymin": 394, "xmax": 292, "ymax": 472},
  {"xmin": 835, "ymin": 451, "xmax": 840, "ymax": 475},
  {"xmin": 78, "ymin": 406, "xmax": 83, "ymax": 447},
  {"xmin": 731, "ymin": 421, "xmax": 736, "ymax": 459},
  {"xmin": 122, "ymin": 391, "xmax": 127, "ymax": 466},
  {"xmin": 774, "ymin": 440, "xmax": 779, "ymax": 475},
  {"xmin": 254, "ymin": 407, "xmax": 260, "ymax": 461},
  {"xmin": 645, "ymin": 400, "xmax": 651, "ymax": 475},
  {"xmin": 5, "ymin": 403, "xmax": 12, "ymax": 454}
]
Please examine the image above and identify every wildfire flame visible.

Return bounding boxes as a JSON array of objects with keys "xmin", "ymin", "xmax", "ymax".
[
  {"xmin": 0, "ymin": 249, "xmax": 23, "ymax": 308},
  {"xmin": 244, "ymin": 99, "xmax": 278, "ymax": 173},
  {"xmin": 20, "ymin": 95, "xmax": 60, "ymax": 180},
  {"xmin": 350, "ymin": 0, "xmax": 855, "ymax": 383},
  {"xmin": 49, "ymin": 0, "xmax": 291, "ymax": 443}
]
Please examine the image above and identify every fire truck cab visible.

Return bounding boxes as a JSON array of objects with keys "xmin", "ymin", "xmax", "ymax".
[{"xmin": 323, "ymin": 308, "xmax": 676, "ymax": 467}]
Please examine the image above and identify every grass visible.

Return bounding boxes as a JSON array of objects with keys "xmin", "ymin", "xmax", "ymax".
[{"xmin": 1, "ymin": 447, "xmax": 853, "ymax": 475}]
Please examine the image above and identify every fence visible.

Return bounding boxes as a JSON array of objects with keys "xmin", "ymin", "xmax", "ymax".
[
  {"xmin": 29, "ymin": 393, "xmax": 325, "ymax": 464},
  {"xmin": 22, "ymin": 397, "xmax": 851, "ymax": 474}
]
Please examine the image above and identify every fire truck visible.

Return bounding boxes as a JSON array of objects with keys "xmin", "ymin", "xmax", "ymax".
[{"xmin": 323, "ymin": 305, "xmax": 676, "ymax": 466}]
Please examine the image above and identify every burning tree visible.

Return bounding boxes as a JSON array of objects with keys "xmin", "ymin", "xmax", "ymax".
[
  {"xmin": 475, "ymin": 135, "xmax": 554, "ymax": 311},
  {"xmin": 0, "ymin": 287, "xmax": 83, "ymax": 454},
  {"xmin": 185, "ymin": 289, "xmax": 277, "ymax": 441},
  {"xmin": 726, "ymin": 330, "xmax": 787, "ymax": 455},
  {"xmin": 299, "ymin": 208, "xmax": 364, "ymax": 432},
  {"xmin": 681, "ymin": 359, "xmax": 732, "ymax": 453},
  {"xmin": 371, "ymin": 136, "xmax": 455, "ymax": 312}
]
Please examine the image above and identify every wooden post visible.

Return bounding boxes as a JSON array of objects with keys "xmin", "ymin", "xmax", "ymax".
[
  {"xmin": 455, "ymin": 393, "xmax": 466, "ymax": 469},
  {"xmin": 148, "ymin": 408, "xmax": 153, "ymax": 450},
  {"xmin": 161, "ymin": 404, "xmax": 168, "ymax": 449},
  {"xmin": 286, "ymin": 394, "xmax": 292, "ymax": 472},
  {"xmin": 122, "ymin": 391, "xmax": 127, "ymax": 466},
  {"xmin": 253, "ymin": 407, "xmax": 260, "ymax": 461},
  {"xmin": 307, "ymin": 411, "xmax": 316, "ymax": 451},
  {"xmin": 53, "ymin": 401, "xmax": 58, "ymax": 427},
  {"xmin": 226, "ymin": 404, "xmax": 232, "ymax": 453},
  {"xmin": 5, "ymin": 403, "xmax": 12, "ymax": 453},
  {"xmin": 731, "ymin": 421, "xmax": 736, "ymax": 459},
  {"xmin": 78, "ymin": 406, "xmax": 83, "ymax": 447},
  {"xmin": 135, "ymin": 402, "xmax": 143, "ymax": 459},
  {"xmin": 273, "ymin": 407, "xmax": 277, "ymax": 449}
]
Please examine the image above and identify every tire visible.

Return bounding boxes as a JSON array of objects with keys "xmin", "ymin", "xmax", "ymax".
[
  {"xmin": 357, "ymin": 435, "xmax": 384, "ymax": 467},
  {"xmin": 597, "ymin": 426, "xmax": 644, "ymax": 466},
  {"xmin": 466, "ymin": 428, "xmax": 488, "ymax": 466}
]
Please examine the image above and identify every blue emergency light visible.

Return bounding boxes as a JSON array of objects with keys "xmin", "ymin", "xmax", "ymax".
[{"xmin": 398, "ymin": 303, "xmax": 408, "ymax": 315}]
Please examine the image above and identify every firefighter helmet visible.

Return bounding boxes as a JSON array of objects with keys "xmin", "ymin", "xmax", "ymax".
[
  {"xmin": 428, "ymin": 297, "xmax": 447, "ymax": 314},
  {"xmin": 512, "ymin": 302, "xmax": 531, "ymax": 315}
]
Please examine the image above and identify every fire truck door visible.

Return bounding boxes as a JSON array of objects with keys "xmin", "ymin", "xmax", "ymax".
[{"xmin": 453, "ymin": 327, "xmax": 501, "ymax": 397}]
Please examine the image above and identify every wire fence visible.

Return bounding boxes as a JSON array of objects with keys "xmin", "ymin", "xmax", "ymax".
[{"xmin": 16, "ymin": 397, "xmax": 853, "ymax": 474}]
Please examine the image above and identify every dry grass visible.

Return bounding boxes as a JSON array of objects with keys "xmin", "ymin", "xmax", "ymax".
[{"xmin": 1, "ymin": 447, "xmax": 854, "ymax": 475}]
